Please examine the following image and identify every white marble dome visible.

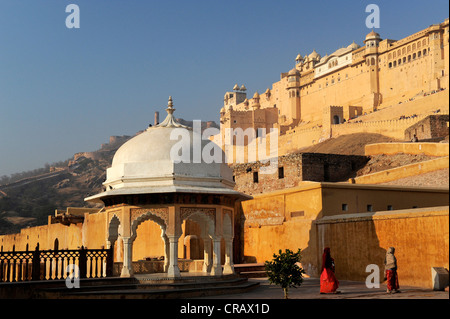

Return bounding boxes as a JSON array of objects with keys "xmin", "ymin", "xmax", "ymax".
[{"xmin": 85, "ymin": 97, "xmax": 238, "ymax": 203}]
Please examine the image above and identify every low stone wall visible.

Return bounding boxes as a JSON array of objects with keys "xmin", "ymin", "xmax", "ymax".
[
  {"xmin": 315, "ymin": 206, "xmax": 449, "ymax": 288},
  {"xmin": 365, "ymin": 142, "xmax": 449, "ymax": 157},
  {"xmin": 350, "ymin": 156, "xmax": 449, "ymax": 184}
]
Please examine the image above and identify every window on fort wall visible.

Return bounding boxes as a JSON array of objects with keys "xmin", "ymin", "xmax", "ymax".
[
  {"xmin": 387, "ymin": 205, "xmax": 393, "ymax": 211},
  {"xmin": 278, "ymin": 167, "xmax": 284, "ymax": 179},
  {"xmin": 342, "ymin": 204, "xmax": 348, "ymax": 211},
  {"xmin": 253, "ymin": 171, "xmax": 259, "ymax": 183},
  {"xmin": 367, "ymin": 205, "xmax": 373, "ymax": 212}
]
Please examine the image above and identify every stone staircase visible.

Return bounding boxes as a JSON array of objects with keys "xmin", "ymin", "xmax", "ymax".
[
  {"xmin": 31, "ymin": 273, "xmax": 259, "ymax": 299},
  {"xmin": 234, "ymin": 263, "xmax": 268, "ymax": 278}
]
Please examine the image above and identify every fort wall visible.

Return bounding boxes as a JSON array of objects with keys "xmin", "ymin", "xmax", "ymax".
[
  {"xmin": 315, "ymin": 206, "xmax": 449, "ymax": 288},
  {"xmin": 239, "ymin": 184, "xmax": 449, "ymax": 287},
  {"xmin": 349, "ymin": 156, "xmax": 449, "ymax": 185},
  {"xmin": 365, "ymin": 142, "xmax": 449, "ymax": 156}
]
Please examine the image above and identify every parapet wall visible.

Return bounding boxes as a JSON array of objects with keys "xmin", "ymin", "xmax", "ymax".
[
  {"xmin": 365, "ymin": 142, "xmax": 449, "ymax": 156},
  {"xmin": 350, "ymin": 156, "xmax": 449, "ymax": 185},
  {"xmin": 73, "ymin": 152, "xmax": 102, "ymax": 162},
  {"xmin": 330, "ymin": 115, "xmax": 428, "ymax": 140}
]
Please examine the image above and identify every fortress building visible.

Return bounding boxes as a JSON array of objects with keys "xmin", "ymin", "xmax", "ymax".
[{"xmin": 219, "ymin": 19, "xmax": 449, "ymax": 157}]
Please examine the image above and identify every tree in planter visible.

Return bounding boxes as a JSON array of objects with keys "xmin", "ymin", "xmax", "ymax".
[{"xmin": 264, "ymin": 248, "xmax": 305, "ymax": 299}]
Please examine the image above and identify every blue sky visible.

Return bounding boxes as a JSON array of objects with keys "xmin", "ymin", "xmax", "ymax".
[{"xmin": 0, "ymin": 0, "xmax": 448, "ymax": 177}]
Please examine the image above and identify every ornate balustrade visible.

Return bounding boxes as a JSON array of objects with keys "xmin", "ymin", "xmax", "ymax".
[{"xmin": 0, "ymin": 244, "xmax": 113, "ymax": 282}]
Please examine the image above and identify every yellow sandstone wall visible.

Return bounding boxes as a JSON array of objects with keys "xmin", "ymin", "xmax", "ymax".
[
  {"xmin": 239, "ymin": 183, "xmax": 449, "ymax": 285},
  {"xmin": 365, "ymin": 142, "xmax": 449, "ymax": 156},
  {"xmin": 316, "ymin": 207, "xmax": 449, "ymax": 288},
  {"xmin": 81, "ymin": 211, "xmax": 107, "ymax": 249},
  {"xmin": 350, "ymin": 156, "xmax": 449, "ymax": 184},
  {"xmin": 240, "ymin": 184, "xmax": 323, "ymax": 275},
  {"xmin": 0, "ymin": 221, "xmax": 83, "ymax": 252}
]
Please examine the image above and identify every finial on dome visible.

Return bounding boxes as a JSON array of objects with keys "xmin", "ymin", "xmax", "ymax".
[
  {"xmin": 155, "ymin": 96, "xmax": 189, "ymax": 128},
  {"xmin": 166, "ymin": 96, "xmax": 175, "ymax": 114}
]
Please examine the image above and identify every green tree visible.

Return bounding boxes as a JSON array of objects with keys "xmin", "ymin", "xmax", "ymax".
[{"xmin": 264, "ymin": 248, "xmax": 305, "ymax": 299}]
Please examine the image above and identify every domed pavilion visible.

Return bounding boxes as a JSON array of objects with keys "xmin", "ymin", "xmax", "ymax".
[{"xmin": 85, "ymin": 97, "xmax": 250, "ymax": 278}]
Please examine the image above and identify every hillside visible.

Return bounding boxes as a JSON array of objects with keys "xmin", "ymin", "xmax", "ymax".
[
  {"xmin": 0, "ymin": 139, "xmax": 127, "ymax": 234},
  {"xmin": 299, "ymin": 133, "xmax": 402, "ymax": 156}
]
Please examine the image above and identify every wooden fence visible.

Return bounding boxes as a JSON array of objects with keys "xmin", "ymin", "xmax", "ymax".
[{"xmin": 0, "ymin": 244, "xmax": 113, "ymax": 282}]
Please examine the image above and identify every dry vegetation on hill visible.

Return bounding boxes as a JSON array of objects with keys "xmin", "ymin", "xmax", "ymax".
[{"xmin": 299, "ymin": 133, "xmax": 401, "ymax": 156}]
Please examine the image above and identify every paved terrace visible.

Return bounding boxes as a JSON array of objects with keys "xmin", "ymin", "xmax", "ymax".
[{"xmin": 202, "ymin": 277, "xmax": 449, "ymax": 299}]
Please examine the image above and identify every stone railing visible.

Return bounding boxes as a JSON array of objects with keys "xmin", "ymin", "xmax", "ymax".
[{"xmin": 0, "ymin": 244, "xmax": 113, "ymax": 283}]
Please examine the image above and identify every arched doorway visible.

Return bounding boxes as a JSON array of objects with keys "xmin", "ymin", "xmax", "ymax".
[
  {"xmin": 130, "ymin": 209, "xmax": 169, "ymax": 273},
  {"xmin": 181, "ymin": 208, "xmax": 216, "ymax": 275},
  {"xmin": 333, "ymin": 115, "xmax": 340, "ymax": 124}
]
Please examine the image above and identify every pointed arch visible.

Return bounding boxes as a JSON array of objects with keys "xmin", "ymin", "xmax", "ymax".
[{"xmin": 130, "ymin": 208, "xmax": 169, "ymax": 241}]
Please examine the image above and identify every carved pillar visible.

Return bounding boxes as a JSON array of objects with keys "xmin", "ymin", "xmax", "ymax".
[
  {"xmin": 167, "ymin": 235, "xmax": 181, "ymax": 278},
  {"xmin": 161, "ymin": 228, "xmax": 169, "ymax": 272},
  {"xmin": 211, "ymin": 206, "xmax": 223, "ymax": 276},
  {"xmin": 166, "ymin": 206, "xmax": 182, "ymax": 278},
  {"xmin": 120, "ymin": 237, "xmax": 133, "ymax": 277},
  {"xmin": 211, "ymin": 237, "xmax": 222, "ymax": 276},
  {"xmin": 202, "ymin": 236, "xmax": 212, "ymax": 273},
  {"xmin": 223, "ymin": 236, "xmax": 235, "ymax": 275}
]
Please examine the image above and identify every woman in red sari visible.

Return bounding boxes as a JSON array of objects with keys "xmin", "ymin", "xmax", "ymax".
[{"xmin": 320, "ymin": 247, "xmax": 340, "ymax": 294}]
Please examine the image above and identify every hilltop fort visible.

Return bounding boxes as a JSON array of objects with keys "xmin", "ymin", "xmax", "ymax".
[{"xmin": 218, "ymin": 18, "xmax": 449, "ymax": 158}]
